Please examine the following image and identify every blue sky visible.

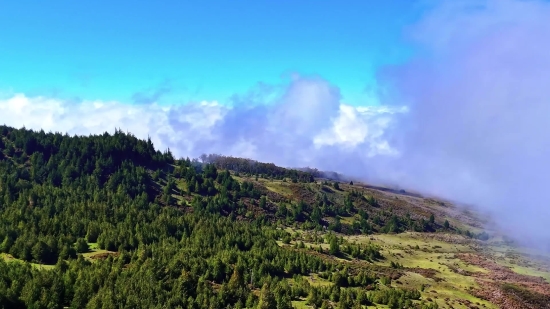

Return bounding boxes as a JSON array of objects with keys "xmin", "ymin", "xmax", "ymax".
[{"xmin": 0, "ymin": 1, "xmax": 422, "ymax": 105}]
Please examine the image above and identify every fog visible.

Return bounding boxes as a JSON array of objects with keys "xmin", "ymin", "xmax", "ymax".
[{"xmin": 374, "ymin": 0, "xmax": 550, "ymax": 248}]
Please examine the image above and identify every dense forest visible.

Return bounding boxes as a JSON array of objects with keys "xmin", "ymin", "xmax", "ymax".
[{"xmin": 0, "ymin": 126, "xmax": 442, "ymax": 309}]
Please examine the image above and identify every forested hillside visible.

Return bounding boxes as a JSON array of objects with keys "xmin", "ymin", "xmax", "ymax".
[
  {"xmin": 1, "ymin": 126, "xmax": 549, "ymax": 309},
  {"xmin": 0, "ymin": 126, "xmax": 440, "ymax": 309}
]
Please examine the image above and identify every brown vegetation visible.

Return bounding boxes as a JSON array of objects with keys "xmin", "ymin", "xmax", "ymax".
[{"xmin": 458, "ymin": 253, "xmax": 550, "ymax": 308}]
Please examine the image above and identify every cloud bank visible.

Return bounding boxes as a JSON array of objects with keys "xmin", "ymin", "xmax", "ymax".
[
  {"xmin": 375, "ymin": 0, "xmax": 550, "ymax": 248},
  {"xmin": 2, "ymin": 0, "xmax": 550, "ymax": 248},
  {"xmin": 0, "ymin": 76, "xmax": 403, "ymax": 176}
]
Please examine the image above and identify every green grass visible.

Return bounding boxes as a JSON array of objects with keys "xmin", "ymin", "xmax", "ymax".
[
  {"xmin": 262, "ymin": 180, "xmax": 294, "ymax": 196},
  {"xmin": 1, "ymin": 243, "xmax": 115, "ymax": 269},
  {"xmin": 346, "ymin": 233, "xmax": 496, "ymax": 309},
  {"xmin": 275, "ymin": 228, "xmax": 550, "ymax": 308},
  {"xmin": 339, "ymin": 215, "xmax": 355, "ymax": 225},
  {"xmin": 231, "ymin": 174, "xmax": 293, "ymax": 195},
  {"xmin": 508, "ymin": 264, "xmax": 550, "ymax": 282},
  {"xmin": 303, "ymin": 274, "xmax": 332, "ymax": 287},
  {"xmin": 175, "ymin": 178, "xmax": 188, "ymax": 192},
  {"xmin": 1, "ymin": 252, "xmax": 55, "ymax": 270},
  {"xmin": 83, "ymin": 242, "xmax": 116, "ymax": 261},
  {"xmin": 280, "ymin": 229, "xmax": 497, "ymax": 307},
  {"xmin": 291, "ymin": 300, "xmax": 309, "ymax": 309}
]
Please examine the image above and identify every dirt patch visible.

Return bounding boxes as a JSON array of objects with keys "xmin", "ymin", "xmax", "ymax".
[
  {"xmin": 88, "ymin": 252, "xmax": 120, "ymax": 260},
  {"xmin": 264, "ymin": 190, "xmax": 286, "ymax": 203},
  {"xmin": 407, "ymin": 267, "xmax": 440, "ymax": 280},
  {"xmin": 446, "ymin": 264, "xmax": 474, "ymax": 276},
  {"xmin": 471, "ymin": 281, "xmax": 550, "ymax": 309},
  {"xmin": 289, "ymin": 184, "xmax": 318, "ymax": 206}
]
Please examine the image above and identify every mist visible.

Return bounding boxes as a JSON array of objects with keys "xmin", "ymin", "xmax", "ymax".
[{"xmin": 372, "ymin": 0, "xmax": 550, "ymax": 249}]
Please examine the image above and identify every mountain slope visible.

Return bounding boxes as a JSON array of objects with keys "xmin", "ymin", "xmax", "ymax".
[{"xmin": 0, "ymin": 125, "xmax": 549, "ymax": 309}]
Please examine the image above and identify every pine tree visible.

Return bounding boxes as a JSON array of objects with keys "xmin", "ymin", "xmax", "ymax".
[
  {"xmin": 31, "ymin": 240, "xmax": 48, "ymax": 263},
  {"xmin": 329, "ymin": 237, "xmax": 340, "ymax": 256},
  {"xmin": 259, "ymin": 196, "xmax": 267, "ymax": 209},
  {"xmin": 258, "ymin": 283, "xmax": 277, "ymax": 309},
  {"xmin": 75, "ymin": 238, "xmax": 89, "ymax": 253}
]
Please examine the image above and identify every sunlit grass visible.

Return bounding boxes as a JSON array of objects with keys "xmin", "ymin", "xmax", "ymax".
[
  {"xmin": 346, "ymin": 233, "xmax": 496, "ymax": 309},
  {"xmin": 1, "ymin": 252, "xmax": 55, "ymax": 270}
]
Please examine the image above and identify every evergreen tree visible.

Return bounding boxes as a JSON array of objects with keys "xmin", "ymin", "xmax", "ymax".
[
  {"xmin": 75, "ymin": 238, "xmax": 89, "ymax": 253},
  {"xmin": 329, "ymin": 237, "xmax": 340, "ymax": 256},
  {"xmin": 258, "ymin": 284, "xmax": 277, "ymax": 309}
]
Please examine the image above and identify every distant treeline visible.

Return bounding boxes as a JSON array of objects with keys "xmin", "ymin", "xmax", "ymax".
[
  {"xmin": 298, "ymin": 167, "xmax": 348, "ymax": 182},
  {"xmin": 200, "ymin": 154, "xmax": 315, "ymax": 182},
  {"xmin": 199, "ymin": 154, "xmax": 349, "ymax": 183}
]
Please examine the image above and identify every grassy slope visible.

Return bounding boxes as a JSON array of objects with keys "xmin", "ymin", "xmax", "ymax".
[
  {"xmin": 249, "ymin": 175, "xmax": 550, "ymax": 308},
  {"xmin": 209, "ymin": 172, "xmax": 550, "ymax": 308},
  {"xmin": 354, "ymin": 233, "xmax": 496, "ymax": 309}
]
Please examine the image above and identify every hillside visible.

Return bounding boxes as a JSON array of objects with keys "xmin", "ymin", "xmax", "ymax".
[{"xmin": 0, "ymin": 125, "xmax": 549, "ymax": 309}]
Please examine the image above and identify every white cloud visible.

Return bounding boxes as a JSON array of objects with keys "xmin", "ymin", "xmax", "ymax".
[
  {"xmin": 313, "ymin": 104, "xmax": 403, "ymax": 157},
  {"xmin": 0, "ymin": 77, "xmax": 404, "ymax": 174},
  {"xmin": 0, "ymin": 94, "xmax": 226, "ymax": 155}
]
